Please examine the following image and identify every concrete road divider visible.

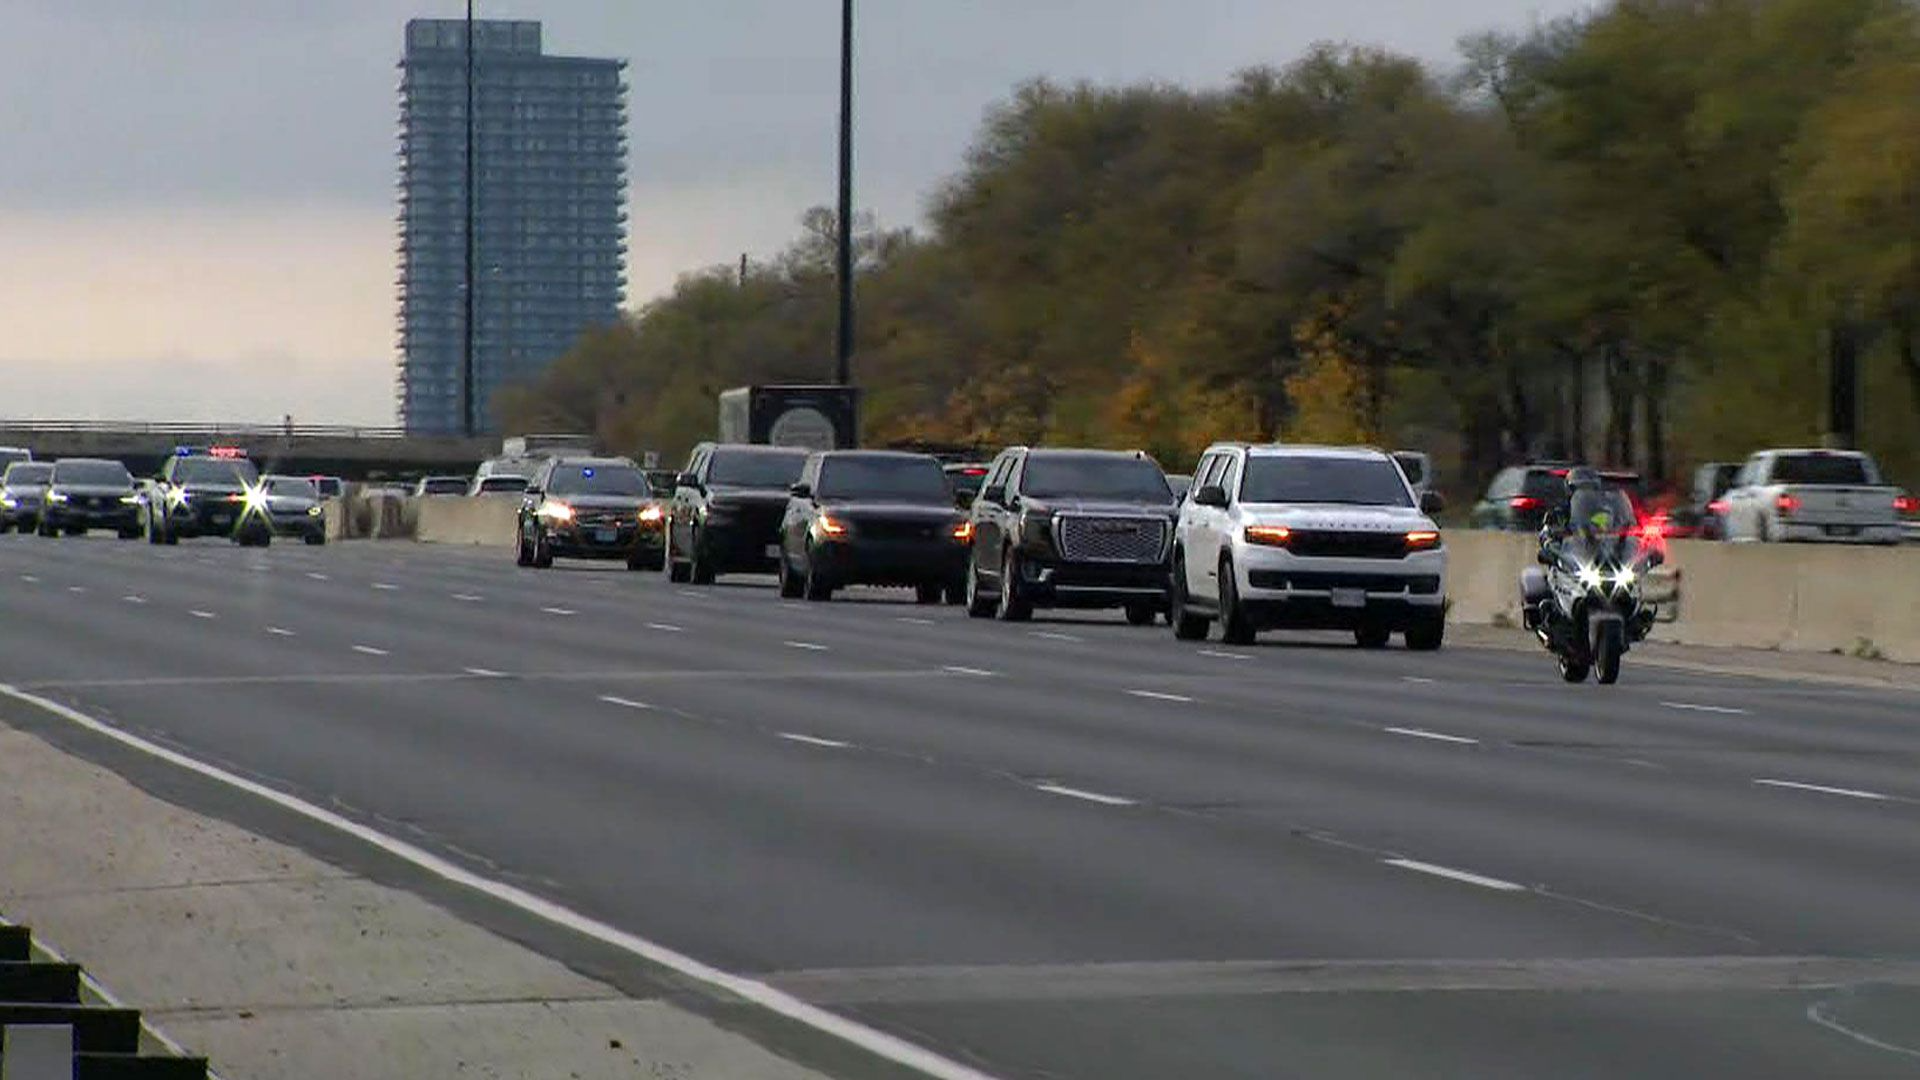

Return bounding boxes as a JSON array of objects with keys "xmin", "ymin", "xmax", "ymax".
[{"xmin": 415, "ymin": 497, "xmax": 518, "ymax": 547}]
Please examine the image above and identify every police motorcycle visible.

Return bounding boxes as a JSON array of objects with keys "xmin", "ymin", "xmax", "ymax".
[{"xmin": 1519, "ymin": 470, "xmax": 1662, "ymax": 685}]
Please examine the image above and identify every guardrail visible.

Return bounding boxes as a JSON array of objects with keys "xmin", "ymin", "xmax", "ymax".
[
  {"xmin": 0, "ymin": 420, "xmax": 421, "ymax": 441},
  {"xmin": 0, "ymin": 921, "xmax": 209, "ymax": 1079}
]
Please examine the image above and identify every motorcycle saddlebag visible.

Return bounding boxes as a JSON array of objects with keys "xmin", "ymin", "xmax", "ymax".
[{"xmin": 1519, "ymin": 566, "xmax": 1550, "ymax": 606}]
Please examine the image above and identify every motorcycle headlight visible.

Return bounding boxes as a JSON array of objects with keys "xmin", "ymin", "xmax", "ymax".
[
  {"xmin": 1613, "ymin": 566, "xmax": 1637, "ymax": 590},
  {"xmin": 1576, "ymin": 563, "xmax": 1605, "ymax": 592}
]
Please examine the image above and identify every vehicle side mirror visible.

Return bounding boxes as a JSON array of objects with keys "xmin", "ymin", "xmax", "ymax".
[
  {"xmin": 1420, "ymin": 491, "xmax": 1446, "ymax": 515},
  {"xmin": 979, "ymin": 484, "xmax": 1006, "ymax": 507},
  {"xmin": 1193, "ymin": 485, "xmax": 1228, "ymax": 508},
  {"xmin": 789, "ymin": 482, "xmax": 812, "ymax": 499}
]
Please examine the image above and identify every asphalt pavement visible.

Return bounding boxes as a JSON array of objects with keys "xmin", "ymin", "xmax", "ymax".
[{"xmin": 4, "ymin": 532, "xmax": 1920, "ymax": 1078}]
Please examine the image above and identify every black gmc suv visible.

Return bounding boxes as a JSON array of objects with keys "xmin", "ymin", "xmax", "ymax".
[
  {"xmin": 964, "ymin": 448, "xmax": 1178, "ymax": 624},
  {"xmin": 666, "ymin": 443, "xmax": 811, "ymax": 584}
]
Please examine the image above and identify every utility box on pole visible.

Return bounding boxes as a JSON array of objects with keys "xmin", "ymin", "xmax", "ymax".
[{"xmin": 717, "ymin": 385, "xmax": 860, "ymax": 450}]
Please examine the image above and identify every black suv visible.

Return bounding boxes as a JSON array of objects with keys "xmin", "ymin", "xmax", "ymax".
[
  {"xmin": 964, "ymin": 448, "xmax": 1178, "ymax": 624},
  {"xmin": 40, "ymin": 458, "xmax": 142, "ymax": 539},
  {"xmin": 1470, "ymin": 464, "xmax": 1645, "ymax": 533},
  {"xmin": 149, "ymin": 452, "xmax": 269, "ymax": 546},
  {"xmin": 516, "ymin": 457, "xmax": 665, "ymax": 570},
  {"xmin": 667, "ymin": 444, "xmax": 812, "ymax": 584},
  {"xmin": 779, "ymin": 450, "xmax": 971, "ymax": 603}
]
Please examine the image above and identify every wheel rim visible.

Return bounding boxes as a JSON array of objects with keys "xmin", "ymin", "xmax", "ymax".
[{"xmin": 998, "ymin": 552, "xmax": 1015, "ymax": 616}]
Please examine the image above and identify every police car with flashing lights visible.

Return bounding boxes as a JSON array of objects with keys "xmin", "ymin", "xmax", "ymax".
[{"xmin": 145, "ymin": 446, "xmax": 273, "ymax": 546}]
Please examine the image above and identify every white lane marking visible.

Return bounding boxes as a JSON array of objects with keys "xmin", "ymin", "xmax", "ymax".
[
  {"xmin": 784, "ymin": 641, "xmax": 830, "ymax": 652},
  {"xmin": 942, "ymin": 666, "xmax": 995, "ymax": 677},
  {"xmin": 19, "ymin": 574, "xmax": 39, "ymax": 583},
  {"xmin": 1754, "ymin": 779, "xmax": 1890, "ymax": 802},
  {"xmin": 1386, "ymin": 726, "xmax": 1480, "ymax": 746},
  {"xmin": 1126, "ymin": 690, "xmax": 1193, "ymax": 704},
  {"xmin": 1807, "ymin": 998, "xmax": 1920, "ymax": 1061},
  {"xmin": 371, "ymin": 582, "xmax": 400, "ymax": 592},
  {"xmin": 1034, "ymin": 783, "xmax": 1137, "ymax": 808},
  {"xmin": 122, "ymin": 595, "xmax": 146, "ymax": 605},
  {"xmin": 1384, "ymin": 858, "xmax": 1526, "ymax": 892},
  {"xmin": 1402, "ymin": 676, "xmax": 1437, "ymax": 685},
  {"xmin": 896, "ymin": 617, "xmax": 937, "ymax": 627},
  {"xmin": 1662, "ymin": 701, "xmax": 1748, "ymax": 716},
  {"xmin": 189, "ymin": 610, "xmax": 217, "ymax": 620},
  {"xmin": 0, "ymin": 683, "xmax": 1001, "ymax": 1080},
  {"xmin": 451, "ymin": 593, "xmax": 484, "ymax": 602},
  {"xmin": 351, "ymin": 645, "xmax": 390, "ymax": 657},
  {"xmin": 306, "ymin": 572, "xmax": 331, "ymax": 582},
  {"xmin": 598, "ymin": 695, "xmax": 653, "ymax": 711},
  {"xmin": 1198, "ymin": 650, "xmax": 1251, "ymax": 662},
  {"xmin": 66, "ymin": 585, "xmax": 87, "ymax": 594},
  {"xmin": 1030, "ymin": 631, "xmax": 1083, "ymax": 643},
  {"xmin": 646, "ymin": 622, "xmax": 684, "ymax": 633},
  {"xmin": 677, "ymin": 590, "xmax": 705, "ymax": 600},
  {"xmin": 540, "ymin": 607, "xmax": 578, "ymax": 617},
  {"xmin": 266, "ymin": 627, "xmax": 297, "ymax": 637},
  {"xmin": 464, "ymin": 667, "xmax": 507, "ymax": 678},
  {"xmin": 778, "ymin": 732, "xmax": 853, "ymax": 749}
]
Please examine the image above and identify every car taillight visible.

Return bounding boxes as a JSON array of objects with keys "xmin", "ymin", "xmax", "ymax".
[
  {"xmin": 1776, "ymin": 494, "xmax": 1801, "ymax": 516},
  {"xmin": 951, "ymin": 521, "xmax": 975, "ymax": 543},
  {"xmin": 1642, "ymin": 514, "xmax": 1671, "ymax": 539},
  {"xmin": 1508, "ymin": 496, "xmax": 1543, "ymax": 512},
  {"xmin": 1707, "ymin": 499, "xmax": 1728, "ymax": 516},
  {"xmin": 1244, "ymin": 525, "xmax": 1292, "ymax": 548},
  {"xmin": 1404, "ymin": 529, "xmax": 1441, "ymax": 552},
  {"xmin": 1896, "ymin": 493, "xmax": 1918, "ymax": 515}
]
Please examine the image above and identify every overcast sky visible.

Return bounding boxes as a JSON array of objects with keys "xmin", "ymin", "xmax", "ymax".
[{"xmin": 0, "ymin": 1, "xmax": 1586, "ymax": 424}]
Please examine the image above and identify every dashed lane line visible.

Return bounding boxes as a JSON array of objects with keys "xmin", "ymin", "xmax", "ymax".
[
  {"xmin": 266, "ymin": 627, "xmax": 297, "ymax": 638},
  {"xmin": 1383, "ymin": 858, "xmax": 1526, "ymax": 893},
  {"xmin": 1385, "ymin": 726, "xmax": 1479, "ymax": 746},
  {"xmin": 784, "ymin": 641, "xmax": 831, "ymax": 652},
  {"xmin": 778, "ymin": 732, "xmax": 853, "ymax": 749},
  {"xmin": 1753, "ymin": 779, "xmax": 1890, "ymax": 802},
  {"xmin": 646, "ymin": 623, "xmax": 685, "ymax": 633},
  {"xmin": 189, "ymin": 610, "xmax": 217, "ymax": 620},
  {"xmin": 598, "ymin": 695, "xmax": 653, "ymax": 711},
  {"xmin": 351, "ymin": 645, "xmax": 391, "ymax": 657},
  {"xmin": 942, "ymin": 666, "xmax": 995, "ymax": 677},
  {"xmin": 1126, "ymin": 690, "xmax": 1194, "ymax": 704},
  {"xmin": 1033, "ymin": 783, "xmax": 1137, "ymax": 808},
  {"xmin": 1662, "ymin": 701, "xmax": 1749, "ymax": 716}
]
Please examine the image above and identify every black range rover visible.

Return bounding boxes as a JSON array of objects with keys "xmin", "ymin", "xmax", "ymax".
[
  {"xmin": 666, "ymin": 443, "xmax": 811, "ymax": 584},
  {"xmin": 964, "ymin": 448, "xmax": 1178, "ymax": 624}
]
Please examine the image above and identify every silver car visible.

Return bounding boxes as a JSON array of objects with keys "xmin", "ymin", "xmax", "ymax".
[{"xmin": 261, "ymin": 475, "xmax": 328, "ymax": 545}]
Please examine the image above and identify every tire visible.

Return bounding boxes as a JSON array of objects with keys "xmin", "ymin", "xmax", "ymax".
[
  {"xmin": 916, "ymin": 583, "xmax": 944, "ymax": 606},
  {"xmin": 626, "ymin": 548, "xmax": 661, "ymax": 572},
  {"xmin": 996, "ymin": 549, "xmax": 1033, "ymax": 622},
  {"xmin": 688, "ymin": 531, "xmax": 715, "ymax": 585},
  {"xmin": 65, "ymin": 526, "xmax": 85, "ymax": 538},
  {"xmin": 778, "ymin": 551, "xmax": 805, "ymax": 598},
  {"xmin": 944, "ymin": 582, "xmax": 966, "ymax": 606},
  {"xmin": 1170, "ymin": 558, "xmax": 1211, "ymax": 641},
  {"xmin": 1559, "ymin": 653, "xmax": 1591, "ymax": 683},
  {"xmin": 1218, "ymin": 558, "xmax": 1256, "ymax": 646},
  {"xmin": 1594, "ymin": 622, "xmax": 1624, "ymax": 685},
  {"xmin": 38, "ymin": 520, "xmax": 57, "ymax": 538},
  {"xmin": 515, "ymin": 528, "xmax": 534, "ymax": 567},
  {"xmin": 147, "ymin": 516, "xmax": 164, "ymax": 545},
  {"xmin": 1355, "ymin": 624, "xmax": 1392, "ymax": 650},
  {"xmin": 803, "ymin": 553, "xmax": 834, "ymax": 602},
  {"xmin": 531, "ymin": 530, "xmax": 554, "ymax": 569},
  {"xmin": 965, "ymin": 556, "xmax": 995, "ymax": 619},
  {"xmin": 305, "ymin": 533, "xmax": 327, "ymax": 547},
  {"xmin": 118, "ymin": 528, "xmax": 141, "ymax": 541},
  {"xmin": 1405, "ymin": 611, "xmax": 1446, "ymax": 652},
  {"xmin": 1125, "ymin": 602, "xmax": 1158, "ymax": 627}
]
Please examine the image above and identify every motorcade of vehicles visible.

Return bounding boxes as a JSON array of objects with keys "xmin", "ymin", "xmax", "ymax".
[
  {"xmin": 39, "ymin": 458, "xmax": 142, "ymax": 539},
  {"xmin": 666, "ymin": 443, "xmax": 811, "ymax": 584},
  {"xmin": 1170, "ymin": 444, "xmax": 1448, "ymax": 649},
  {"xmin": 148, "ymin": 447, "xmax": 270, "ymax": 546},
  {"xmin": 414, "ymin": 475, "xmax": 471, "ymax": 497},
  {"xmin": 468, "ymin": 474, "xmax": 529, "ymax": 498},
  {"xmin": 260, "ymin": 475, "xmax": 327, "ymax": 545},
  {"xmin": 964, "ymin": 448, "xmax": 1178, "ymax": 625},
  {"xmin": 0, "ymin": 461, "xmax": 55, "ymax": 534},
  {"xmin": 1719, "ymin": 448, "xmax": 1906, "ymax": 545},
  {"xmin": 1519, "ymin": 478, "xmax": 1663, "ymax": 684},
  {"xmin": 516, "ymin": 457, "xmax": 665, "ymax": 571},
  {"xmin": 778, "ymin": 450, "xmax": 971, "ymax": 603}
]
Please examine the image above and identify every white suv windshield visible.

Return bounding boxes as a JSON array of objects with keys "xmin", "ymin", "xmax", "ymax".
[{"xmin": 1241, "ymin": 456, "xmax": 1413, "ymax": 507}]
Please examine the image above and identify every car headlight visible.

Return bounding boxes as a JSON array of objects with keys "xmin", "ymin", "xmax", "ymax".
[
  {"xmin": 638, "ymin": 505, "xmax": 664, "ymax": 524},
  {"xmin": 951, "ymin": 520, "xmax": 975, "ymax": 543},
  {"xmin": 120, "ymin": 494, "xmax": 141, "ymax": 505},
  {"xmin": 307, "ymin": 505, "xmax": 324, "ymax": 517},
  {"xmin": 0, "ymin": 495, "xmax": 15, "ymax": 509},
  {"xmin": 539, "ymin": 501, "xmax": 574, "ymax": 522},
  {"xmin": 813, "ymin": 514, "xmax": 849, "ymax": 539},
  {"xmin": 47, "ymin": 491, "xmax": 68, "ymax": 504}
]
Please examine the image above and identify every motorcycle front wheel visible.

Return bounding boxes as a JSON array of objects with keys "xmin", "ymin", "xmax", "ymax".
[{"xmin": 1594, "ymin": 622, "xmax": 1624, "ymax": 685}]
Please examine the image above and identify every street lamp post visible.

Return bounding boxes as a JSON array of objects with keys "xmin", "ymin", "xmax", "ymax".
[
  {"xmin": 461, "ymin": 0, "xmax": 479, "ymax": 436},
  {"xmin": 834, "ymin": 0, "xmax": 855, "ymax": 387}
]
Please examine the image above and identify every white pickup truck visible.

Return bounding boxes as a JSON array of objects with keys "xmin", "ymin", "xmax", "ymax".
[{"xmin": 1721, "ymin": 448, "xmax": 1910, "ymax": 545}]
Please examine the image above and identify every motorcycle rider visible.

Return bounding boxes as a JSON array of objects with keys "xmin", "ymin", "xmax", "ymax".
[{"xmin": 1540, "ymin": 467, "xmax": 1623, "ymax": 555}]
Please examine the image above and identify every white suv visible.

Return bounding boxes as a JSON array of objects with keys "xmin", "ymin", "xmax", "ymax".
[{"xmin": 1170, "ymin": 444, "xmax": 1448, "ymax": 650}]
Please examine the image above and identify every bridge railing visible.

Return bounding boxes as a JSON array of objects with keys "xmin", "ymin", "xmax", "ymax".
[{"xmin": 0, "ymin": 420, "xmax": 464, "ymax": 442}]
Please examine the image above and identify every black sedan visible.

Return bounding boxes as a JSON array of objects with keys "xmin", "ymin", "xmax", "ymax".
[
  {"xmin": 779, "ymin": 451, "xmax": 971, "ymax": 603},
  {"xmin": 517, "ymin": 457, "xmax": 666, "ymax": 570}
]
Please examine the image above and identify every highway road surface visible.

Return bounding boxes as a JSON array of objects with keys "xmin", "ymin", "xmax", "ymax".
[{"xmin": 4, "ymin": 534, "xmax": 1920, "ymax": 1078}]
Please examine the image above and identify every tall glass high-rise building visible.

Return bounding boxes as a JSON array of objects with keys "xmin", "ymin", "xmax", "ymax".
[{"xmin": 396, "ymin": 19, "xmax": 627, "ymax": 435}]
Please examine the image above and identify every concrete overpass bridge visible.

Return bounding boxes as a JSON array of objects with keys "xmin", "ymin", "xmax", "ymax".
[{"xmin": 0, "ymin": 420, "xmax": 498, "ymax": 479}]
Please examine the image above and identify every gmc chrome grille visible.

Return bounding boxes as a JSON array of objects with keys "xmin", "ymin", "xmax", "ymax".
[{"xmin": 1055, "ymin": 515, "xmax": 1168, "ymax": 564}]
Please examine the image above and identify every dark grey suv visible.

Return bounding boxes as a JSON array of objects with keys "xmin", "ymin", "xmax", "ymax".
[
  {"xmin": 964, "ymin": 448, "xmax": 1177, "ymax": 624},
  {"xmin": 666, "ymin": 443, "xmax": 811, "ymax": 584}
]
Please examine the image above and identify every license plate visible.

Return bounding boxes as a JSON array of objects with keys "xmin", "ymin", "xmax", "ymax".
[
  {"xmin": 1826, "ymin": 525, "xmax": 1859, "ymax": 537},
  {"xmin": 211, "ymin": 515, "xmax": 231, "ymax": 526},
  {"xmin": 1331, "ymin": 588, "xmax": 1367, "ymax": 609},
  {"xmin": 594, "ymin": 528, "xmax": 618, "ymax": 543},
  {"xmin": 765, "ymin": 544, "xmax": 782, "ymax": 558}
]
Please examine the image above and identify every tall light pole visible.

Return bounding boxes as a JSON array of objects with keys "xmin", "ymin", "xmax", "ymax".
[
  {"xmin": 834, "ymin": 0, "xmax": 855, "ymax": 387},
  {"xmin": 461, "ymin": 0, "xmax": 478, "ymax": 436}
]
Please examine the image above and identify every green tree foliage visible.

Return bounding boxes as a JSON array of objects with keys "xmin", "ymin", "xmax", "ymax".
[{"xmin": 504, "ymin": 0, "xmax": 1920, "ymax": 492}]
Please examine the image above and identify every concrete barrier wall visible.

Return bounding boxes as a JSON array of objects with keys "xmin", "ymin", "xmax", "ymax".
[
  {"xmin": 1441, "ymin": 530, "xmax": 1920, "ymax": 663},
  {"xmin": 415, "ymin": 497, "xmax": 518, "ymax": 547}
]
